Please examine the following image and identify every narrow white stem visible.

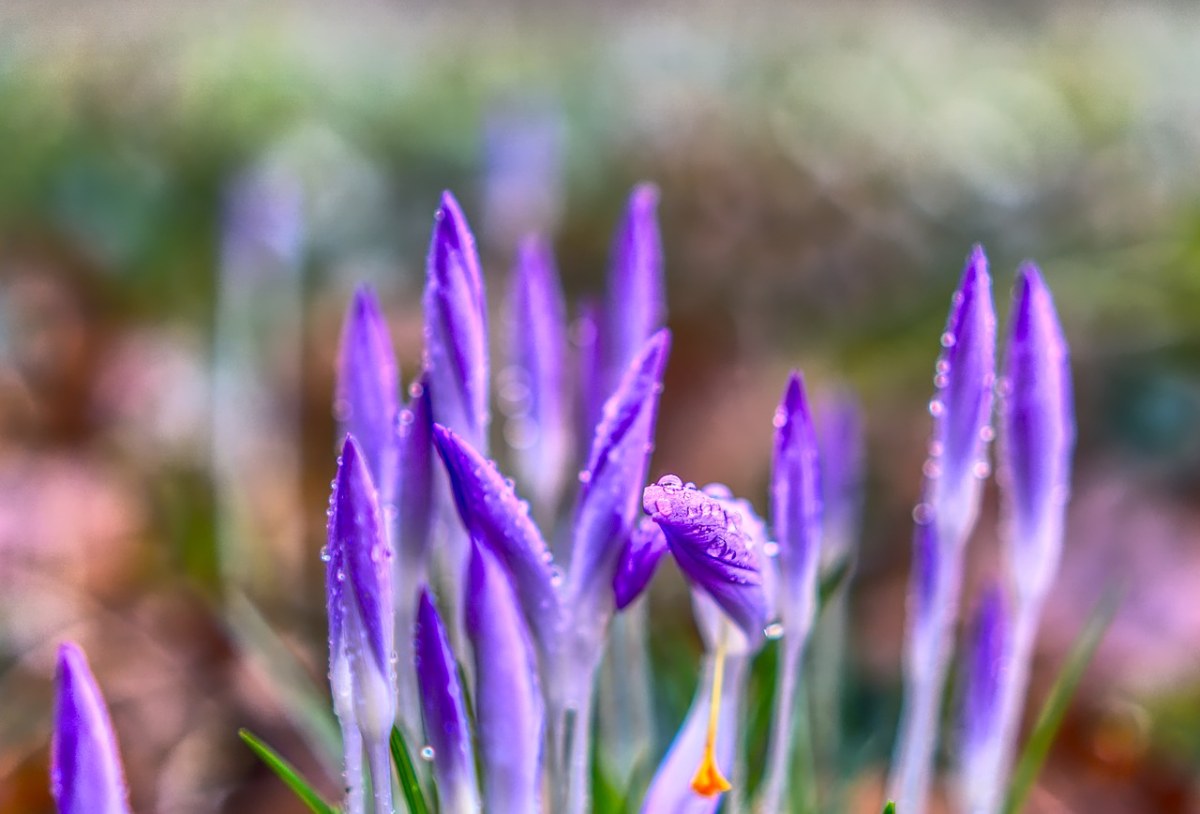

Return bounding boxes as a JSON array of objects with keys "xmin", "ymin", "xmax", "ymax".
[
  {"xmin": 758, "ymin": 638, "xmax": 804, "ymax": 813},
  {"xmin": 367, "ymin": 735, "xmax": 396, "ymax": 814},
  {"xmin": 339, "ymin": 719, "xmax": 366, "ymax": 814},
  {"xmin": 597, "ymin": 602, "xmax": 655, "ymax": 784}
]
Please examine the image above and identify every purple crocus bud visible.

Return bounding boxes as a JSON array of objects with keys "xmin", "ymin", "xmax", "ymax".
[
  {"xmin": 415, "ymin": 588, "xmax": 480, "ymax": 814},
  {"xmin": 424, "ymin": 191, "xmax": 490, "ymax": 454},
  {"xmin": 397, "ymin": 375, "xmax": 435, "ymax": 580},
  {"xmin": 51, "ymin": 643, "xmax": 130, "ymax": 814},
  {"xmin": 327, "ymin": 436, "xmax": 396, "ymax": 742},
  {"xmin": 507, "ymin": 236, "xmax": 571, "ymax": 516},
  {"xmin": 432, "ymin": 424, "xmax": 560, "ymax": 656},
  {"xmin": 1000, "ymin": 263, "xmax": 1074, "ymax": 604},
  {"xmin": 643, "ymin": 475, "xmax": 769, "ymax": 646},
  {"xmin": 957, "ymin": 584, "xmax": 1010, "ymax": 814},
  {"xmin": 927, "ymin": 244, "xmax": 996, "ymax": 538},
  {"xmin": 606, "ymin": 184, "xmax": 665, "ymax": 388},
  {"xmin": 336, "ymin": 286, "xmax": 400, "ymax": 505},
  {"xmin": 566, "ymin": 330, "xmax": 671, "ymax": 624},
  {"xmin": 613, "ymin": 516, "xmax": 668, "ymax": 610},
  {"xmin": 771, "ymin": 371, "xmax": 822, "ymax": 634},
  {"xmin": 466, "ymin": 541, "xmax": 545, "ymax": 813},
  {"xmin": 818, "ymin": 388, "xmax": 864, "ymax": 569}
]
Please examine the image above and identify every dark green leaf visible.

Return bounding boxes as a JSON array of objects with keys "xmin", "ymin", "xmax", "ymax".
[
  {"xmin": 390, "ymin": 725, "xmax": 432, "ymax": 814},
  {"xmin": 882, "ymin": 802, "xmax": 896, "ymax": 814},
  {"xmin": 818, "ymin": 557, "xmax": 854, "ymax": 610},
  {"xmin": 238, "ymin": 728, "xmax": 338, "ymax": 814},
  {"xmin": 1002, "ymin": 589, "xmax": 1121, "ymax": 814}
]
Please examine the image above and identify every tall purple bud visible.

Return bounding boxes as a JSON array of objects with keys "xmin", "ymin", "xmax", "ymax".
[
  {"xmin": 414, "ymin": 589, "xmax": 480, "ymax": 814},
  {"xmin": 759, "ymin": 372, "xmax": 823, "ymax": 813},
  {"xmin": 956, "ymin": 584, "xmax": 1011, "ymax": 814},
  {"xmin": 507, "ymin": 236, "xmax": 571, "ymax": 518},
  {"xmin": 424, "ymin": 191, "xmax": 490, "ymax": 455},
  {"xmin": 606, "ymin": 184, "xmax": 665, "ymax": 392},
  {"xmin": 51, "ymin": 643, "xmax": 131, "ymax": 814},
  {"xmin": 335, "ymin": 287, "xmax": 400, "ymax": 506},
  {"xmin": 1000, "ymin": 263, "xmax": 1074, "ymax": 605},
  {"xmin": 890, "ymin": 246, "xmax": 996, "ymax": 814},
  {"xmin": 466, "ymin": 541, "xmax": 545, "ymax": 813},
  {"xmin": 326, "ymin": 436, "xmax": 395, "ymax": 814}
]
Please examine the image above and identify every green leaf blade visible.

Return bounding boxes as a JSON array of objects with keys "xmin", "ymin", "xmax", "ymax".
[
  {"xmin": 390, "ymin": 725, "xmax": 432, "ymax": 814},
  {"xmin": 239, "ymin": 728, "xmax": 338, "ymax": 814}
]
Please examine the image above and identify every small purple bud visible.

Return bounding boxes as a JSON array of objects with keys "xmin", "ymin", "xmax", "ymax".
[
  {"xmin": 336, "ymin": 286, "xmax": 400, "ymax": 505},
  {"xmin": 613, "ymin": 516, "xmax": 668, "ymax": 610},
  {"xmin": 771, "ymin": 372, "xmax": 822, "ymax": 633},
  {"xmin": 508, "ymin": 236, "xmax": 571, "ymax": 514},
  {"xmin": 424, "ymin": 191, "xmax": 491, "ymax": 454},
  {"xmin": 466, "ymin": 542, "xmax": 545, "ymax": 813},
  {"xmin": 327, "ymin": 436, "xmax": 396, "ymax": 742},
  {"xmin": 415, "ymin": 589, "xmax": 480, "ymax": 813},
  {"xmin": 929, "ymin": 244, "xmax": 996, "ymax": 538},
  {"xmin": 643, "ymin": 475, "xmax": 769, "ymax": 646},
  {"xmin": 432, "ymin": 424, "xmax": 560, "ymax": 656},
  {"xmin": 606, "ymin": 184, "xmax": 665, "ymax": 387},
  {"xmin": 51, "ymin": 643, "xmax": 131, "ymax": 814},
  {"xmin": 1000, "ymin": 263, "xmax": 1074, "ymax": 602}
]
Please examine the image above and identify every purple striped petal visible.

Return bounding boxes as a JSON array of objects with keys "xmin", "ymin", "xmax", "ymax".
[
  {"xmin": 336, "ymin": 286, "xmax": 400, "ymax": 505},
  {"xmin": 432, "ymin": 424, "xmax": 560, "ymax": 654},
  {"xmin": 927, "ymin": 245, "xmax": 996, "ymax": 536},
  {"xmin": 415, "ymin": 588, "xmax": 480, "ymax": 813},
  {"xmin": 613, "ymin": 516, "xmax": 668, "ymax": 610},
  {"xmin": 606, "ymin": 184, "xmax": 665, "ymax": 385},
  {"xmin": 818, "ymin": 388, "xmax": 864, "ymax": 566},
  {"xmin": 961, "ymin": 585, "xmax": 1008, "ymax": 757},
  {"xmin": 424, "ymin": 191, "xmax": 490, "ymax": 454},
  {"xmin": 466, "ymin": 541, "xmax": 545, "ymax": 813},
  {"xmin": 566, "ymin": 330, "xmax": 671, "ymax": 618},
  {"xmin": 327, "ymin": 435, "xmax": 396, "ymax": 740},
  {"xmin": 396, "ymin": 375, "xmax": 435, "ymax": 575},
  {"xmin": 508, "ymin": 236, "xmax": 571, "ymax": 512},
  {"xmin": 52, "ymin": 643, "xmax": 130, "ymax": 814},
  {"xmin": 643, "ymin": 475, "xmax": 769, "ymax": 645},
  {"xmin": 771, "ymin": 372, "xmax": 822, "ymax": 631},
  {"xmin": 1000, "ymin": 263, "xmax": 1074, "ymax": 600}
]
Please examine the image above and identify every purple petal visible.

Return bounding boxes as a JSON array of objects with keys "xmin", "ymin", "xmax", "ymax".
[
  {"xmin": 396, "ymin": 375, "xmax": 434, "ymax": 574},
  {"xmin": 575, "ymin": 298, "xmax": 606, "ymax": 452},
  {"xmin": 508, "ymin": 236, "xmax": 571, "ymax": 511},
  {"xmin": 336, "ymin": 286, "xmax": 400, "ymax": 504},
  {"xmin": 432, "ymin": 424, "xmax": 560, "ymax": 654},
  {"xmin": 640, "ymin": 652, "xmax": 749, "ymax": 814},
  {"xmin": 606, "ymin": 184, "xmax": 665, "ymax": 386},
  {"xmin": 52, "ymin": 643, "xmax": 130, "ymax": 814},
  {"xmin": 928, "ymin": 245, "xmax": 996, "ymax": 534},
  {"xmin": 424, "ymin": 191, "xmax": 491, "ymax": 454},
  {"xmin": 414, "ymin": 589, "xmax": 480, "ymax": 812},
  {"xmin": 566, "ymin": 330, "xmax": 671, "ymax": 617},
  {"xmin": 961, "ymin": 584, "xmax": 1008, "ymax": 756},
  {"xmin": 613, "ymin": 516, "xmax": 668, "ymax": 610},
  {"xmin": 327, "ymin": 435, "xmax": 396, "ymax": 740},
  {"xmin": 771, "ymin": 372, "xmax": 822, "ymax": 630},
  {"xmin": 818, "ymin": 388, "xmax": 864, "ymax": 565},
  {"xmin": 1000, "ymin": 263, "xmax": 1074, "ymax": 599},
  {"xmin": 466, "ymin": 541, "xmax": 545, "ymax": 813},
  {"xmin": 643, "ymin": 475, "xmax": 769, "ymax": 645}
]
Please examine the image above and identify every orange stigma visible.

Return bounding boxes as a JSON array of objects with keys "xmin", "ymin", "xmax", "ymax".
[{"xmin": 690, "ymin": 634, "xmax": 732, "ymax": 797}]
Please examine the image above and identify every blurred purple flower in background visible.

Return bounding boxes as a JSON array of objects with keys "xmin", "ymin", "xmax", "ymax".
[{"xmin": 51, "ymin": 643, "xmax": 131, "ymax": 814}]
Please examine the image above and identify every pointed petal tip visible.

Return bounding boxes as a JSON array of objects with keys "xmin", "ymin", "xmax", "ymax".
[
  {"xmin": 783, "ymin": 370, "xmax": 810, "ymax": 415},
  {"xmin": 631, "ymin": 182, "xmax": 660, "ymax": 210}
]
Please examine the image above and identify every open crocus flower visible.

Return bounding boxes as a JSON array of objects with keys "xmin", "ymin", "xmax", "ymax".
[
  {"xmin": 51, "ymin": 643, "xmax": 131, "ymax": 814},
  {"xmin": 643, "ymin": 477, "xmax": 771, "ymax": 802},
  {"xmin": 326, "ymin": 435, "xmax": 395, "ymax": 814}
]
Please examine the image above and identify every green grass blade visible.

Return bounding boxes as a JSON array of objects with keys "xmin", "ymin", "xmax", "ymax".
[
  {"xmin": 390, "ymin": 725, "xmax": 432, "ymax": 814},
  {"xmin": 882, "ymin": 803, "xmax": 896, "ymax": 814},
  {"xmin": 1002, "ymin": 589, "xmax": 1121, "ymax": 814},
  {"xmin": 238, "ymin": 728, "xmax": 338, "ymax": 814}
]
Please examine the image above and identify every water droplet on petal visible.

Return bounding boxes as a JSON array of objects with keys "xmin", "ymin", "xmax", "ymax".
[
  {"xmin": 657, "ymin": 474, "xmax": 683, "ymax": 491},
  {"xmin": 940, "ymin": 331, "xmax": 956, "ymax": 348},
  {"xmin": 980, "ymin": 426, "xmax": 995, "ymax": 442},
  {"xmin": 923, "ymin": 459, "xmax": 941, "ymax": 479},
  {"xmin": 578, "ymin": 470, "xmax": 593, "ymax": 485},
  {"xmin": 319, "ymin": 546, "xmax": 331, "ymax": 562},
  {"xmin": 928, "ymin": 399, "xmax": 944, "ymax": 417},
  {"xmin": 420, "ymin": 746, "xmax": 435, "ymax": 761},
  {"xmin": 912, "ymin": 503, "xmax": 933, "ymax": 525},
  {"xmin": 764, "ymin": 622, "xmax": 785, "ymax": 640},
  {"xmin": 973, "ymin": 461, "xmax": 991, "ymax": 479},
  {"xmin": 762, "ymin": 541, "xmax": 779, "ymax": 557}
]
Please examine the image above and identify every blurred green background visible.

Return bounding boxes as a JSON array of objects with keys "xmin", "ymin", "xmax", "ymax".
[{"xmin": 1, "ymin": 1, "xmax": 1199, "ymax": 811}]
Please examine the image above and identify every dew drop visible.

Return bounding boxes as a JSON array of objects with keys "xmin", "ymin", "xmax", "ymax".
[
  {"xmin": 319, "ymin": 546, "xmax": 331, "ymax": 562},
  {"xmin": 933, "ymin": 373, "xmax": 949, "ymax": 389},
  {"xmin": 923, "ymin": 459, "xmax": 941, "ymax": 479},
  {"xmin": 973, "ymin": 461, "xmax": 991, "ymax": 479},
  {"xmin": 657, "ymin": 474, "xmax": 683, "ymax": 491},
  {"xmin": 764, "ymin": 622, "xmax": 785, "ymax": 640},
  {"xmin": 928, "ymin": 399, "xmax": 945, "ymax": 417},
  {"xmin": 772, "ymin": 409, "xmax": 787, "ymax": 429},
  {"xmin": 762, "ymin": 541, "xmax": 779, "ymax": 557},
  {"xmin": 980, "ymin": 426, "xmax": 995, "ymax": 442},
  {"xmin": 935, "ymin": 360, "xmax": 950, "ymax": 375},
  {"xmin": 940, "ymin": 331, "xmax": 957, "ymax": 348},
  {"xmin": 578, "ymin": 470, "xmax": 593, "ymax": 485},
  {"xmin": 420, "ymin": 746, "xmax": 435, "ymax": 761},
  {"xmin": 397, "ymin": 409, "xmax": 414, "ymax": 427},
  {"xmin": 912, "ymin": 503, "xmax": 933, "ymax": 525},
  {"xmin": 408, "ymin": 380, "xmax": 425, "ymax": 399}
]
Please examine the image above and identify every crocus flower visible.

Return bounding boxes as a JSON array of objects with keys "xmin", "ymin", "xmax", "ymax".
[
  {"xmin": 759, "ymin": 372, "xmax": 823, "ymax": 814},
  {"xmin": 466, "ymin": 540, "xmax": 545, "ymax": 813},
  {"xmin": 51, "ymin": 643, "xmax": 131, "ymax": 814},
  {"xmin": 336, "ymin": 286, "xmax": 400, "ymax": 506},
  {"xmin": 613, "ymin": 516, "xmax": 668, "ymax": 610},
  {"xmin": 606, "ymin": 183, "xmax": 665, "ymax": 393},
  {"xmin": 424, "ymin": 190, "xmax": 490, "ymax": 455},
  {"xmin": 507, "ymin": 236, "xmax": 571, "ymax": 519},
  {"xmin": 326, "ymin": 435, "xmax": 395, "ymax": 814},
  {"xmin": 890, "ymin": 246, "xmax": 996, "ymax": 814},
  {"xmin": 956, "ymin": 584, "xmax": 1010, "ymax": 814},
  {"xmin": 415, "ymin": 588, "xmax": 480, "ymax": 814}
]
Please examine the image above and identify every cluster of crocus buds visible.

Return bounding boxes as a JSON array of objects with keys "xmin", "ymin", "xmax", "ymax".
[{"xmin": 41, "ymin": 184, "xmax": 1072, "ymax": 814}]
